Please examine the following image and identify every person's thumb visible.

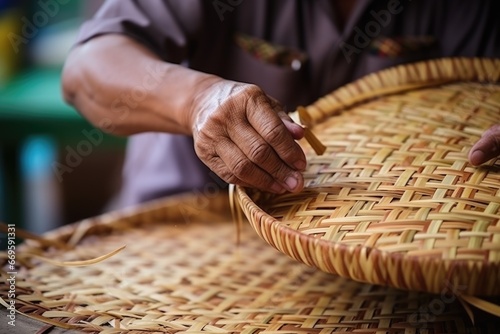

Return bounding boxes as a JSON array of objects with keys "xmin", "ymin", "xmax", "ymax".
[
  {"xmin": 469, "ymin": 125, "xmax": 500, "ymax": 166},
  {"xmin": 276, "ymin": 110, "xmax": 305, "ymax": 140},
  {"xmin": 265, "ymin": 95, "xmax": 305, "ymax": 140}
]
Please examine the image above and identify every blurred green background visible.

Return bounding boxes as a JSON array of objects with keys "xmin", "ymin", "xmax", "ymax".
[{"xmin": 0, "ymin": 0, "xmax": 126, "ymax": 239}]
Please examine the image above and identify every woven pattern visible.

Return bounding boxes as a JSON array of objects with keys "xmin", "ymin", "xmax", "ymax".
[
  {"xmin": 304, "ymin": 58, "xmax": 500, "ymax": 125},
  {"xmin": 0, "ymin": 193, "xmax": 497, "ymax": 333},
  {"xmin": 236, "ymin": 58, "xmax": 500, "ymax": 296}
]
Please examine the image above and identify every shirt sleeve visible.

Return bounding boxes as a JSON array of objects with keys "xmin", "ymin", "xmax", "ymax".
[{"xmin": 74, "ymin": 0, "xmax": 206, "ymax": 63}]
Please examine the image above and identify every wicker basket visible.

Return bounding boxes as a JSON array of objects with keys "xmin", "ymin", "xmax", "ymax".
[
  {"xmin": 1, "ymin": 192, "xmax": 499, "ymax": 333},
  {"xmin": 235, "ymin": 58, "xmax": 500, "ymax": 297}
]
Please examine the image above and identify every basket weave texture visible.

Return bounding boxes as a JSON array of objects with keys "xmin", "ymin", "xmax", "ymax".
[
  {"xmin": 1, "ymin": 193, "xmax": 498, "ymax": 333},
  {"xmin": 236, "ymin": 58, "xmax": 500, "ymax": 297}
]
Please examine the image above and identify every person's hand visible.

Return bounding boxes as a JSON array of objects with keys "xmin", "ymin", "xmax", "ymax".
[
  {"xmin": 189, "ymin": 79, "xmax": 306, "ymax": 193},
  {"xmin": 469, "ymin": 125, "xmax": 500, "ymax": 166}
]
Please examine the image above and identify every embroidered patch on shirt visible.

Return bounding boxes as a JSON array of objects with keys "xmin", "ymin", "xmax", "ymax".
[
  {"xmin": 369, "ymin": 36, "xmax": 437, "ymax": 58},
  {"xmin": 234, "ymin": 33, "xmax": 307, "ymax": 70}
]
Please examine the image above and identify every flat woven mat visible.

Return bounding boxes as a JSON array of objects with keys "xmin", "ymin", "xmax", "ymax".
[
  {"xmin": 236, "ymin": 58, "xmax": 500, "ymax": 297},
  {"xmin": 2, "ymin": 193, "xmax": 499, "ymax": 333}
]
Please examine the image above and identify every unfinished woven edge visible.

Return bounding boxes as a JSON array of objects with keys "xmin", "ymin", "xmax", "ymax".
[
  {"xmin": 235, "ymin": 187, "xmax": 500, "ymax": 296},
  {"xmin": 19, "ymin": 191, "xmax": 231, "ymax": 253},
  {"xmin": 304, "ymin": 57, "xmax": 500, "ymax": 125},
  {"xmin": 5, "ymin": 207, "xmax": 496, "ymax": 333}
]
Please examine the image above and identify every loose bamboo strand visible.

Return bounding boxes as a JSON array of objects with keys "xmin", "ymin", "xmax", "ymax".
[
  {"xmin": 459, "ymin": 295, "xmax": 500, "ymax": 318},
  {"xmin": 20, "ymin": 245, "xmax": 126, "ymax": 267},
  {"xmin": 229, "ymin": 183, "xmax": 243, "ymax": 246}
]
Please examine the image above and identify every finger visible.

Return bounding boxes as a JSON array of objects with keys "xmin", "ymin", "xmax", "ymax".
[
  {"xmin": 245, "ymin": 92, "xmax": 307, "ymax": 172},
  {"xmin": 267, "ymin": 96, "xmax": 305, "ymax": 140},
  {"xmin": 266, "ymin": 95, "xmax": 285, "ymax": 114},
  {"xmin": 227, "ymin": 118, "xmax": 304, "ymax": 192},
  {"xmin": 277, "ymin": 110, "xmax": 305, "ymax": 140},
  {"xmin": 207, "ymin": 156, "xmax": 260, "ymax": 189},
  {"xmin": 469, "ymin": 125, "xmax": 500, "ymax": 166},
  {"xmin": 214, "ymin": 137, "xmax": 288, "ymax": 193}
]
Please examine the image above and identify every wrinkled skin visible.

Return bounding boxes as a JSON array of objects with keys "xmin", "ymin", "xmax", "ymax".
[
  {"xmin": 191, "ymin": 80, "xmax": 306, "ymax": 193},
  {"xmin": 469, "ymin": 124, "xmax": 500, "ymax": 166}
]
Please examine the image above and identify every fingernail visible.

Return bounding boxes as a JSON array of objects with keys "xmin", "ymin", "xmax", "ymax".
[
  {"xmin": 470, "ymin": 149, "xmax": 486, "ymax": 166},
  {"xmin": 271, "ymin": 183, "xmax": 285, "ymax": 193},
  {"xmin": 285, "ymin": 176, "xmax": 298, "ymax": 191},
  {"xmin": 294, "ymin": 160, "xmax": 306, "ymax": 170}
]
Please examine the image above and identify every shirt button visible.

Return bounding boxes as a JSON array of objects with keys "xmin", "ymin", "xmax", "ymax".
[{"xmin": 291, "ymin": 59, "xmax": 302, "ymax": 71}]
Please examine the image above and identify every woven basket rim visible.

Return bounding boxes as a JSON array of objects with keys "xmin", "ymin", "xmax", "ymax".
[
  {"xmin": 303, "ymin": 57, "xmax": 500, "ymax": 126},
  {"xmin": 20, "ymin": 191, "xmax": 232, "ymax": 252},
  {"xmin": 236, "ymin": 57, "xmax": 500, "ymax": 296},
  {"xmin": 235, "ymin": 187, "xmax": 500, "ymax": 267},
  {"xmin": 236, "ymin": 187, "xmax": 500, "ymax": 269}
]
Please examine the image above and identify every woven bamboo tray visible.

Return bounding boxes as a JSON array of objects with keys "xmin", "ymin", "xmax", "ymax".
[
  {"xmin": 2, "ymin": 192, "xmax": 499, "ymax": 333},
  {"xmin": 235, "ymin": 58, "xmax": 500, "ymax": 298}
]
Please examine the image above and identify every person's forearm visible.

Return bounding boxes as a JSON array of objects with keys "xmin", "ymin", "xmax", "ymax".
[
  {"xmin": 62, "ymin": 34, "xmax": 221, "ymax": 136},
  {"xmin": 63, "ymin": 34, "xmax": 307, "ymax": 193}
]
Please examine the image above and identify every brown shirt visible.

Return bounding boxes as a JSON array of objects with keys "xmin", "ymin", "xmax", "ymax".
[{"xmin": 75, "ymin": 0, "xmax": 500, "ymax": 208}]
